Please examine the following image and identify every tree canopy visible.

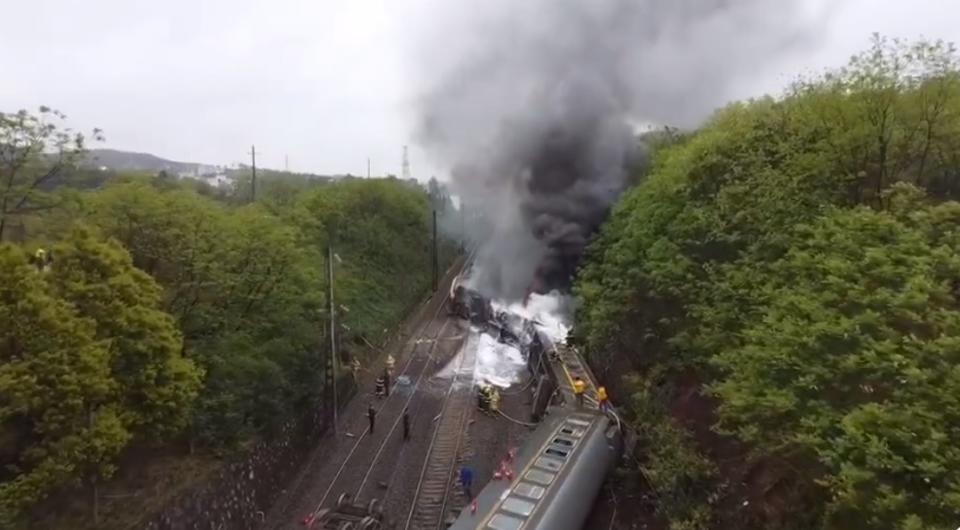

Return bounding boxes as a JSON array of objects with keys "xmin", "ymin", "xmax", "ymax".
[
  {"xmin": 0, "ymin": 230, "xmax": 201, "ymax": 526},
  {"xmin": 575, "ymin": 36, "xmax": 960, "ymax": 529},
  {"xmin": 0, "ymin": 111, "xmax": 458, "ymax": 525}
]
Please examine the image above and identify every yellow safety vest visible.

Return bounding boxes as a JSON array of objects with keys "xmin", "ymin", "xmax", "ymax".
[
  {"xmin": 573, "ymin": 379, "xmax": 586, "ymax": 395},
  {"xmin": 597, "ymin": 387, "xmax": 608, "ymax": 401}
]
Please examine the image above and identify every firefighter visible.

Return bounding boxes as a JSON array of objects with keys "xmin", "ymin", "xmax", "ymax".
[
  {"xmin": 459, "ymin": 465, "xmax": 474, "ymax": 500},
  {"xmin": 375, "ymin": 374, "xmax": 386, "ymax": 398},
  {"xmin": 351, "ymin": 357, "xmax": 361, "ymax": 382},
  {"xmin": 597, "ymin": 386, "xmax": 610, "ymax": 413},
  {"xmin": 573, "ymin": 376, "xmax": 586, "ymax": 408},
  {"xmin": 382, "ymin": 367, "xmax": 391, "ymax": 397},
  {"xmin": 33, "ymin": 248, "xmax": 51, "ymax": 272},
  {"xmin": 402, "ymin": 408, "xmax": 410, "ymax": 441},
  {"xmin": 489, "ymin": 387, "xmax": 501, "ymax": 412},
  {"xmin": 385, "ymin": 354, "xmax": 396, "ymax": 375},
  {"xmin": 367, "ymin": 403, "xmax": 376, "ymax": 433},
  {"xmin": 477, "ymin": 384, "xmax": 490, "ymax": 412}
]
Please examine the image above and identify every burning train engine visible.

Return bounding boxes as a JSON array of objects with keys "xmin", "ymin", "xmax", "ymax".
[{"xmin": 448, "ymin": 273, "xmax": 494, "ymax": 325}]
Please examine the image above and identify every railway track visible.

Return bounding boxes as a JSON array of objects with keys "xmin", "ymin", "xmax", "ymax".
[
  {"xmin": 299, "ymin": 251, "xmax": 479, "ymax": 528},
  {"xmin": 305, "ymin": 316, "xmax": 455, "ymax": 522},
  {"xmin": 402, "ymin": 334, "xmax": 476, "ymax": 530}
]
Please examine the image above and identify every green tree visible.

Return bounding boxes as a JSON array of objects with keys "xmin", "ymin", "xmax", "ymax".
[
  {"xmin": 0, "ymin": 245, "xmax": 127, "ymax": 526},
  {"xmin": 46, "ymin": 228, "xmax": 202, "ymax": 439},
  {"xmin": 82, "ymin": 181, "xmax": 324, "ymax": 447},
  {"xmin": 574, "ymin": 37, "xmax": 960, "ymax": 528},
  {"xmin": 0, "ymin": 107, "xmax": 102, "ymax": 241},
  {"xmin": 713, "ymin": 201, "xmax": 960, "ymax": 529}
]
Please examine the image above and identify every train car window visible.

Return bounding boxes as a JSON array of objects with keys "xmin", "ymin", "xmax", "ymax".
[
  {"xmin": 502, "ymin": 497, "xmax": 536, "ymax": 517},
  {"xmin": 544, "ymin": 447, "xmax": 569, "ymax": 458},
  {"xmin": 535, "ymin": 456, "xmax": 563, "ymax": 471},
  {"xmin": 559, "ymin": 426, "xmax": 584, "ymax": 438},
  {"xmin": 524, "ymin": 469, "xmax": 556, "ymax": 485},
  {"xmin": 552, "ymin": 436, "xmax": 574, "ymax": 447},
  {"xmin": 566, "ymin": 417, "xmax": 590, "ymax": 427},
  {"xmin": 488, "ymin": 513, "xmax": 524, "ymax": 530},
  {"xmin": 512, "ymin": 482, "xmax": 546, "ymax": 500}
]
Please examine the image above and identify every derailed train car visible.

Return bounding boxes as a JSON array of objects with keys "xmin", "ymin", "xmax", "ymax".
[
  {"xmin": 448, "ymin": 273, "xmax": 494, "ymax": 325},
  {"xmin": 449, "ymin": 409, "xmax": 622, "ymax": 530}
]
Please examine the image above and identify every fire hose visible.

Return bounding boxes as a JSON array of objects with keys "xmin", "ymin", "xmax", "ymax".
[{"xmin": 495, "ymin": 409, "xmax": 538, "ymax": 427}]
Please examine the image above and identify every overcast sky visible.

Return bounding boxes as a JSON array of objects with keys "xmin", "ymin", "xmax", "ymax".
[{"xmin": 1, "ymin": 0, "xmax": 958, "ymax": 178}]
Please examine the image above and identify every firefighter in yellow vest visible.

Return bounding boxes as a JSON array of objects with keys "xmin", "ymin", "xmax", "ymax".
[
  {"xmin": 597, "ymin": 386, "xmax": 610, "ymax": 413},
  {"xmin": 572, "ymin": 376, "xmax": 586, "ymax": 408}
]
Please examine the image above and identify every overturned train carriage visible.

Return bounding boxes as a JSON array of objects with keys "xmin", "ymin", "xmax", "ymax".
[
  {"xmin": 448, "ymin": 274, "xmax": 494, "ymax": 325},
  {"xmin": 449, "ymin": 409, "xmax": 622, "ymax": 530}
]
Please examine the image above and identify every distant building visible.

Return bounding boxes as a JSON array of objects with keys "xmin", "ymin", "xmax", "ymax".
[{"xmin": 183, "ymin": 172, "xmax": 234, "ymax": 189}]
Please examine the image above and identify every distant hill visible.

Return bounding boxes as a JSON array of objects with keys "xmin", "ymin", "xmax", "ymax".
[
  {"xmin": 82, "ymin": 149, "xmax": 337, "ymax": 182},
  {"xmin": 82, "ymin": 149, "xmax": 216, "ymax": 175}
]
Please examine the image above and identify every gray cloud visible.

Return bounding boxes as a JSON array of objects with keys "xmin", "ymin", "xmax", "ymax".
[{"xmin": 0, "ymin": 0, "xmax": 957, "ymax": 180}]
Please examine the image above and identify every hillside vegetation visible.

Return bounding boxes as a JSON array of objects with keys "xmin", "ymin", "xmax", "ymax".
[
  {"xmin": 0, "ymin": 111, "xmax": 457, "ymax": 528},
  {"xmin": 575, "ymin": 37, "xmax": 960, "ymax": 529}
]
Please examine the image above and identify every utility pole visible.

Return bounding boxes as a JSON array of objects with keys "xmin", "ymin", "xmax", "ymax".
[
  {"xmin": 432, "ymin": 209, "xmax": 439, "ymax": 292},
  {"xmin": 250, "ymin": 145, "xmax": 257, "ymax": 203},
  {"xmin": 402, "ymin": 146, "xmax": 411, "ymax": 181},
  {"xmin": 327, "ymin": 243, "xmax": 338, "ymax": 433}
]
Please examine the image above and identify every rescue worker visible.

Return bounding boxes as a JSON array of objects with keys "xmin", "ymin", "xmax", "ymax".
[
  {"xmin": 459, "ymin": 465, "xmax": 474, "ymax": 500},
  {"xmin": 573, "ymin": 376, "xmax": 586, "ymax": 408},
  {"xmin": 382, "ymin": 367, "xmax": 391, "ymax": 397},
  {"xmin": 367, "ymin": 403, "xmax": 376, "ymax": 433},
  {"xmin": 375, "ymin": 374, "xmax": 386, "ymax": 399},
  {"xmin": 385, "ymin": 354, "xmax": 396, "ymax": 375},
  {"xmin": 402, "ymin": 408, "xmax": 410, "ymax": 441},
  {"xmin": 489, "ymin": 387, "xmax": 501, "ymax": 412},
  {"xmin": 33, "ymin": 248, "xmax": 51, "ymax": 272},
  {"xmin": 477, "ymin": 384, "xmax": 490, "ymax": 412},
  {"xmin": 351, "ymin": 357, "xmax": 362, "ymax": 383},
  {"xmin": 597, "ymin": 386, "xmax": 610, "ymax": 413}
]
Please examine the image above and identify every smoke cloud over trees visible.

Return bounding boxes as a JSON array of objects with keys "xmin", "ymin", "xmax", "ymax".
[{"xmin": 415, "ymin": 0, "xmax": 824, "ymax": 300}]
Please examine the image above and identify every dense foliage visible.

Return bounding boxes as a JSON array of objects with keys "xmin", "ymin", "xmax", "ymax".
[
  {"xmin": 0, "ymin": 232, "xmax": 200, "ymax": 526},
  {"xmin": 575, "ymin": 37, "xmax": 960, "ymax": 529},
  {"xmin": 0, "ymin": 110, "xmax": 455, "ymax": 526}
]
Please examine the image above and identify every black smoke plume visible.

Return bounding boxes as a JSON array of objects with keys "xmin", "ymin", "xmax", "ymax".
[{"xmin": 415, "ymin": 0, "xmax": 824, "ymax": 301}]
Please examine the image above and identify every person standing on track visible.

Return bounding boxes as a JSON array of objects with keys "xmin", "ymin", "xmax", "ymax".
[
  {"xmin": 402, "ymin": 408, "xmax": 410, "ymax": 441},
  {"xmin": 459, "ymin": 465, "xmax": 474, "ymax": 500},
  {"xmin": 367, "ymin": 403, "xmax": 376, "ymax": 433},
  {"xmin": 573, "ymin": 376, "xmax": 586, "ymax": 408},
  {"xmin": 383, "ymin": 367, "xmax": 391, "ymax": 397},
  {"xmin": 375, "ymin": 374, "xmax": 386, "ymax": 398}
]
